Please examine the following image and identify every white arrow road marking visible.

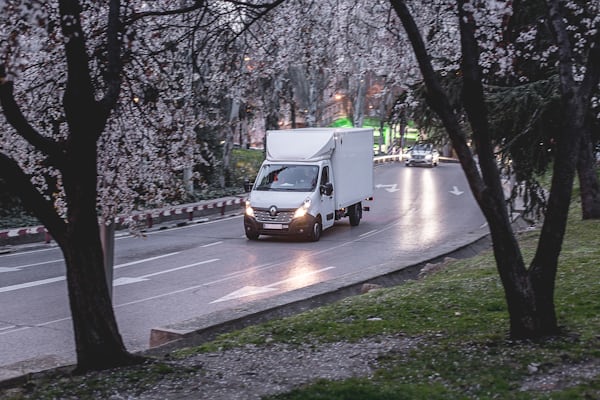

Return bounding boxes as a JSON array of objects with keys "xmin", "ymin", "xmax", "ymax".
[
  {"xmin": 449, "ymin": 186, "xmax": 464, "ymax": 196},
  {"xmin": 211, "ymin": 266, "xmax": 336, "ymax": 303},
  {"xmin": 113, "ymin": 258, "xmax": 219, "ymax": 287},
  {"xmin": 375, "ymin": 183, "xmax": 400, "ymax": 192},
  {"xmin": 211, "ymin": 286, "xmax": 279, "ymax": 303}
]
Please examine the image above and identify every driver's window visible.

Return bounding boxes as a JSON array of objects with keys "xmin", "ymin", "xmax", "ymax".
[{"xmin": 321, "ymin": 166, "xmax": 330, "ymax": 185}]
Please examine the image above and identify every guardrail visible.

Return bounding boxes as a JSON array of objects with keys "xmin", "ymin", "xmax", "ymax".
[{"xmin": 0, "ymin": 196, "xmax": 247, "ymax": 247}]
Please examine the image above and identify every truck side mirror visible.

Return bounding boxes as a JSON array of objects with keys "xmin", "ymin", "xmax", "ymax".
[
  {"xmin": 243, "ymin": 178, "xmax": 254, "ymax": 193},
  {"xmin": 320, "ymin": 182, "xmax": 333, "ymax": 196}
]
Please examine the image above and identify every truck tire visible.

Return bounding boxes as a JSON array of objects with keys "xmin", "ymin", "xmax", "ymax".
[
  {"xmin": 348, "ymin": 202, "xmax": 362, "ymax": 226},
  {"xmin": 308, "ymin": 218, "xmax": 322, "ymax": 242}
]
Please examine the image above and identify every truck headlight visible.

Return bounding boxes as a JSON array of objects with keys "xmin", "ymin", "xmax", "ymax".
[
  {"xmin": 293, "ymin": 198, "xmax": 311, "ymax": 219},
  {"xmin": 245, "ymin": 201, "xmax": 255, "ymax": 217}
]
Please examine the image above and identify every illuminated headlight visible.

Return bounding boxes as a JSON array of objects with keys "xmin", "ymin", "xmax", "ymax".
[
  {"xmin": 425, "ymin": 154, "xmax": 432, "ymax": 160},
  {"xmin": 293, "ymin": 198, "xmax": 311, "ymax": 219},
  {"xmin": 245, "ymin": 201, "xmax": 255, "ymax": 217}
]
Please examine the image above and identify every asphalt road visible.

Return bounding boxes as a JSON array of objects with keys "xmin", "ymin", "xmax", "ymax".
[{"xmin": 0, "ymin": 162, "xmax": 488, "ymax": 377}]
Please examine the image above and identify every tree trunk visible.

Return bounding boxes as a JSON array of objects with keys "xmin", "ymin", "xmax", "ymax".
[
  {"xmin": 577, "ymin": 124, "xmax": 600, "ymax": 219},
  {"xmin": 390, "ymin": 0, "xmax": 566, "ymax": 339},
  {"xmin": 62, "ymin": 223, "xmax": 140, "ymax": 371},
  {"xmin": 60, "ymin": 128, "xmax": 142, "ymax": 371}
]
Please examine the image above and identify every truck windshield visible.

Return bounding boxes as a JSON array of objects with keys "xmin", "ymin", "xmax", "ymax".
[{"xmin": 254, "ymin": 164, "xmax": 319, "ymax": 192}]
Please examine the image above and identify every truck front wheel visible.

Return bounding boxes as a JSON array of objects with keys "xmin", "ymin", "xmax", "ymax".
[
  {"xmin": 245, "ymin": 229, "xmax": 259, "ymax": 240},
  {"xmin": 348, "ymin": 202, "xmax": 362, "ymax": 226},
  {"xmin": 308, "ymin": 218, "xmax": 322, "ymax": 242}
]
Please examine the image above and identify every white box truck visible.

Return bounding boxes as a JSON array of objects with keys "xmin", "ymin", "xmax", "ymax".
[{"xmin": 243, "ymin": 127, "xmax": 374, "ymax": 241}]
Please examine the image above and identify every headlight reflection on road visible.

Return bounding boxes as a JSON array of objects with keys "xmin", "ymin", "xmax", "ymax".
[
  {"xmin": 277, "ymin": 254, "xmax": 333, "ymax": 290},
  {"xmin": 419, "ymin": 170, "xmax": 442, "ymax": 244},
  {"xmin": 398, "ymin": 168, "xmax": 442, "ymax": 246}
]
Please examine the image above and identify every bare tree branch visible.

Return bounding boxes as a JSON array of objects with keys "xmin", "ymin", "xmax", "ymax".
[
  {"xmin": 0, "ymin": 152, "xmax": 67, "ymax": 246},
  {"xmin": 102, "ymin": 0, "xmax": 124, "ymax": 114},
  {"xmin": 0, "ymin": 67, "xmax": 66, "ymax": 167},
  {"xmin": 127, "ymin": 0, "xmax": 285, "ymax": 24}
]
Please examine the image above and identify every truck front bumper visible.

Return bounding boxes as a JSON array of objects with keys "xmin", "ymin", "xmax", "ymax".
[{"xmin": 244, "ymin": 214, "xmax": 317, "ymax": 238}]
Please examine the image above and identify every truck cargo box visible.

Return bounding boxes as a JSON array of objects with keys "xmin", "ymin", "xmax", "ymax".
[{"xmin": 265, "ymin": 128, "xmax": 373, "ymax": 209}]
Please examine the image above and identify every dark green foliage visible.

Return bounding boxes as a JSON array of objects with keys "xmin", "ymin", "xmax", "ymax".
[{"xmin": 0, "ymin": 177, "xmax": 40, "ymax": 228}]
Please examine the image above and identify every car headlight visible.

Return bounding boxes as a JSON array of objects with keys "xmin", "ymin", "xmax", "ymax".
[
  {"xmin": 245, "ymin": 201, "xmax": 255, "ymax": 217},
  {"xmin": 425, "ymin": 154, "xmax": 432, "ymax": 160},
  {"xmin": 293, "ymin": 198, "xmax": 311, "ymax": 219}
]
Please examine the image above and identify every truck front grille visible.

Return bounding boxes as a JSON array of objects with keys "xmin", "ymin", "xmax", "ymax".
[{"xmin": 254, "ymin": 209, "xmax": 294, "ymax": 223}]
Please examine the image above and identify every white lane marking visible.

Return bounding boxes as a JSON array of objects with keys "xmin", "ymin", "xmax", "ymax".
[
  {"xmin": 139, "ymin": 259, "xmax": 219, "ymax": 279},
  {"xmin": 0, "ymin": 246, "xmax": 59, "ymax": 258},
  {"xmin": 114, "ymin": 252, "xmax": 180, "ymax": 269},
  {"xmin": 0, "ymin": 259, "xmax": 63, "ymax": 273},
  {"xmin": 201, "ymin": 241, "xmax": 222, "ymax": 248},
  {"xmin": 359, "ymin": 230, "xmax": 378, "ymax": 237},
  {"xmin": 211, "ymin": 266, "xmax": 336, "ymax": 304},
  {"xmin": 36, "ymin": 317, "xmax": 71, "ymax": 327},
  {"xmin": 0, "ymin": 252, "xmax": 183, "ymax": 292},
  {"xmin": 120, "ymin": 215, "xmax": 242, "ymax": 239},
  {"xmin": 0, "ymin": 276, "xmax": 65, "ymax": 293},
  {"xmin": 0, "ymin": 317, "xmax": 73, "ymax": 336},
  {"xmin": 0, "ymin": 326, "xmax": 32, "ymax": 336},
  {"xmin": 113, "ymin": 259, "xmax": 219, "ymax": 286},
  {"xmin": 0, "ymin": 325, "xmax": 16, "ymax": 332}
]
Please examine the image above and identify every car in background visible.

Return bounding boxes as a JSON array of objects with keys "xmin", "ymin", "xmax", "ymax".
[{"xmin": 405, "ymin": 143, "xmax": 440, "ymax": 167}]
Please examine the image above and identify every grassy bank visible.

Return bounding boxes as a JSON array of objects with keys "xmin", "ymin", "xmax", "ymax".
[{"xmin": 2, "ymin": 202, "xmax": 599, "ymax": 399}]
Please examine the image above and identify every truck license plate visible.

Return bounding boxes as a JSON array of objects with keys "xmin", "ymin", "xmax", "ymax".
[{"xmin": 264, "ymin": 223, "xmax": 283, "ymax": 229}]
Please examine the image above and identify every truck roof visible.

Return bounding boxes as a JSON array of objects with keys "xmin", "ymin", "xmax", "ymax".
[{"xmin": 265, "ymin": 128, "xmax": 372, "ymax": 162}]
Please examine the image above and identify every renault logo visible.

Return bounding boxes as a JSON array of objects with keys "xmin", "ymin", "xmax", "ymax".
[{"xmin": 269, "ymin": 206, "xmax": 278, "ymax": 216}]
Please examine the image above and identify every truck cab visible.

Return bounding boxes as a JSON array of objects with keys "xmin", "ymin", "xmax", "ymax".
[{"xmin": 244, "ymin": 161, "xmax": 335, "ymax": 241}]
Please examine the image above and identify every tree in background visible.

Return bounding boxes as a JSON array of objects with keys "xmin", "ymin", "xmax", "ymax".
[{"xmin": 389, "ymin": 0, "xmax": 599, "ymax": 339}]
